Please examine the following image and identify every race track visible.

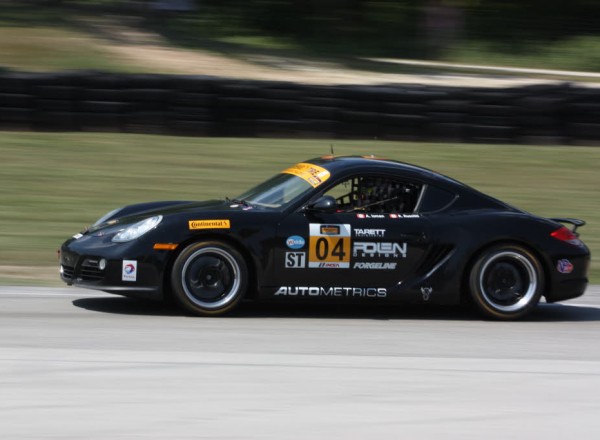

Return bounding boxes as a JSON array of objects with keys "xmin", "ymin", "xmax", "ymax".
[{"xmin": 1, "ymin": 285, "xmax": 600, "ymax": 439}]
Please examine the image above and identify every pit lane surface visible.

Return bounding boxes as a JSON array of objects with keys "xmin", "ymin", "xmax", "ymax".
[{"xmin": 1, "ymin": 286, "xmax": 600, "ymax": 439}]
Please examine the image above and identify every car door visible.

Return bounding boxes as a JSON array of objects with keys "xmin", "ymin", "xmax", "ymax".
[{"xmin": 268, "ymin": 174, "xmax": 432, "ymax": 298}]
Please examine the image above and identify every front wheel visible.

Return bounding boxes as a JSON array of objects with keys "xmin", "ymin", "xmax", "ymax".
[
  {"xmin": 468, "ymin": 244, "xmax": 543, "ymax": 320},
  {"xmin": 171, "ymin": 241, "xmax": 248, "ymax": 316}
]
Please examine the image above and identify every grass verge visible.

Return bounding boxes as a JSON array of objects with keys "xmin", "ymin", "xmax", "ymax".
[{"xmin": 0, "ymin": 132, "xmax": 597, "ymax": 285}]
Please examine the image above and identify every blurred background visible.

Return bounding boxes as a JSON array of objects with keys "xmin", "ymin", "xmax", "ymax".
[
  {"xmin": 0, "ymin": 0, "xmax": 598, "ymax": 285},
  {"xmin": 3, "ymin": 0, "xmax": 600, "ymax": 72}
]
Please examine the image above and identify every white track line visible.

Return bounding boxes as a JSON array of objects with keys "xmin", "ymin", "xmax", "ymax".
[{"xmin": 0, "ymin": 290, "xmax": 114, "ymax": 298}]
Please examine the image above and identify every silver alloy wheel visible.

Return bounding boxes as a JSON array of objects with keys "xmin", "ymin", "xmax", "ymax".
[
  {"xmin": 478, "ymin": 250, "xmax": 538, "ymax": 312},
  {"xmin": 180, "ymin": 246, "xmax": 242, "ymax": 309}
]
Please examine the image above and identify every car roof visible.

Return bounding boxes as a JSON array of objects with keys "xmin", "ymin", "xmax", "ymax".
[
  {"xmin": 306, "ymin": 155, "xmax": 465, "ymax": 189},
  {"xmin": 305, "ymin": 155, "xmax": 517, "ymax": 212}
]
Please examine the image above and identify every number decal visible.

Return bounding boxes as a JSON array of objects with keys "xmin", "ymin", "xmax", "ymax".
[
  {"xmin": 308, "ymin": 224, "xmax": 351, "ymax": 268},
  {"xmin": 316, "ymin": 237, "xmax": 329, "ymax": 260},
  {"xmin": 331, "ymin": 238, "xmax": 346, "ymax": 260}
]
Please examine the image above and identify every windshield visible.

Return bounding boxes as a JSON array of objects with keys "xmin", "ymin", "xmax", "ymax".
[{"xmin": 236, "ymin": 173, "xmax": 313, "ymax": 208}]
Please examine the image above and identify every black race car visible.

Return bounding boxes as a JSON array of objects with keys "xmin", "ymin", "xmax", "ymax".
[{"xmin": 59, "ymin": 156, "xmax": 590, "ymax": 319}]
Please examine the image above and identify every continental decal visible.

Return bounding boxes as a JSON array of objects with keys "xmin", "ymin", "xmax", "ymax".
[
  {"xmin": 189, "ymin": 219, "xmax": 231, "ymax": 230},
  {"xmin": 281, "ymin": 163, "xmax": 331, "ymax": 188}
]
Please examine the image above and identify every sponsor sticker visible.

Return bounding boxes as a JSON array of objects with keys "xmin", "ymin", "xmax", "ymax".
[
  {"xmin": 189, "ymin": 219, "xmax": 231, "ymax": 230},
  {"xmin": 557, "ymin": 259, "xmax": 574, "ymax": 274},
  {"xmin": 285, "ymin": 252, "xmax": 306, "ymax": 268},
  {"xmin": 281, "ymin": 163, "xmax": 331, "ymax": 188},
  {"xmin": 353, "ymin": 242, "xmax": 407, "ymax": 258},
  {"xmin": 309, "ymin": 223, "xmax": 351, "ymax": 268},
  {"xmin": 275, "ymin": 286, "xmax": 387, "ymax": 298},
  {"xmin": 354, "ymin": 228, "xmax": 385, "ymax": 238},
  {"xmin": 122, "ymin": 260, "xmax": 137, "ymax": 282},
  {"xmin": 320, "ymin": 225, "xmax": 340, "ymax": 235},
  {"xmin": 286, "ymin": 235, "xmax": 306, "ymax": 249},
  {"xmin": 353, "ymin": 262, "xmax": 397, "ymax": 270}
]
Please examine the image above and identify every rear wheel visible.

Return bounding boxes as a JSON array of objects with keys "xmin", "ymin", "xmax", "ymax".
[
  {"xmin": 468, "ymin": 244, "xmax": 543, "ymax": 319},
  {"xmin": 171, "ymin": 241, "xmax": 248, "ymax": 316}
]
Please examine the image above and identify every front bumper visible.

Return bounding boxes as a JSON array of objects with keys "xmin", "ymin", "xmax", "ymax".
[{"xmin": 59, "ymin": 239, "xmax": 166, "ymax": 301}]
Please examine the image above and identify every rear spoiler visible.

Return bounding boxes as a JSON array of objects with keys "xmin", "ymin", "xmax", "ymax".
[{"xmin": 550, "ymin": 218, "xmax": 586, "ymax": 233}]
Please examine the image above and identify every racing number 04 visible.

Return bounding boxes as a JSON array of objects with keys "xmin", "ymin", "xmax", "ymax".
[
  {"xmin": 308, "ymin": 223, "xmax": 352, "ymax": 268},
  {"xmin": 314, "ymin": 237, "xmax": 347, "ymax": 261}
]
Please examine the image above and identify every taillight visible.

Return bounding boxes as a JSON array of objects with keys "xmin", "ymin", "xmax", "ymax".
[{"xmin": 551, "ymin": 226, "xmax": 583, "ymax": 246}]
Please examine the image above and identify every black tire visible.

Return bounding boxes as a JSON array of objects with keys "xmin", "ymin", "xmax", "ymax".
[
  {"xmin": 468, "ymin": 244, "xmax": 543, "ymax": 320},
  {"xmin": 171, "ymin": 241, "xmax": 248, "ymax": 316}
]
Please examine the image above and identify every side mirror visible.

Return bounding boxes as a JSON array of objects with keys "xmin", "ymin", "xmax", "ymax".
[{"xmin": 306, "ymin": 195, "xmax": 337, "ymax": 213}]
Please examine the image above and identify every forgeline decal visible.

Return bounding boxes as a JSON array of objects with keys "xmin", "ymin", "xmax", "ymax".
[
  {"xmin": 275, "ymin": 286, "xmax": 387, "ymax": 298},
  {"xmin": 353, "ymin": 242, "xmax": 407, "ymax": 258},
  {"xmin": 281, "ymin": 163, "xmax": 331, "ymax": 188},
  {"xmin": 189, "ymin": 219, "xmax": 231, "ymax": 230},
  {"xmin": 308, "ymin": 223, "xmax": 351, "ymax": 268},
  {"xmin": 353, "ymin": 262, "xmax": 397, "ymax": 270},
  {"xmin": 285, "ymin": 252, "xmax": 306, "ymax": 268},
  {"xmin": 354, "ymin": 228, "xmax": 385, "ymax": 238}
]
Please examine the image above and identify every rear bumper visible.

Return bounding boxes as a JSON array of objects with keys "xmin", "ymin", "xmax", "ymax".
[
  {"xmin": 544, "ymin": 250, "xmax": 590, "ymax": 303},
  {"xmin": 544, "ymin": 277, "xmax": 588, "ymax": 303}
]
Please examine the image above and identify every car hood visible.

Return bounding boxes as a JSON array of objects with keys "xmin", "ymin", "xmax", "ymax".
[{"xmin": 90, "ymin": 199, "xmax": 237, "ymax": 231}]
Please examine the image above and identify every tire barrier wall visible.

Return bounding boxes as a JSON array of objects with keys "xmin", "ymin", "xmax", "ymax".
[{"xmin": 1, "ymin": 71, "xmax": 599, "ymax": 144}]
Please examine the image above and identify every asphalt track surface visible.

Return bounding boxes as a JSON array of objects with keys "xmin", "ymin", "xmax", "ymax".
[{"xmin": 1, "ymin": 286, "xmax": 600, "ymax": 439}]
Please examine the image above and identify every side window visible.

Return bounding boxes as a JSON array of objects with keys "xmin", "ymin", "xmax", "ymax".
[
  {"xmin": 419, "ymin": 185, "xmax": 457, "ymax": 213},
  {"xmin": 324, "ymin": 176, "xmax": 422, "ymax": 213}
]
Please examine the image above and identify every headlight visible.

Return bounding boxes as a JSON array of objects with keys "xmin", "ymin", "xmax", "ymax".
[{"xmin": 112, "ymin": 216, "xmax": 163, "ymax": 243}]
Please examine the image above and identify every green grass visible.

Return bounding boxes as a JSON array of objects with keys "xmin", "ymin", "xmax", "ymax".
[
  {"xmin": 0, "ymin": 132, "xmax": 598, "ymax": 285},
  {"xmin": 447, "ymin": 37, "xmax": 600, "ymax": 72},
  {"xmin": 0, "ymin": 27, "xmax": 133, "ymax": 73}
]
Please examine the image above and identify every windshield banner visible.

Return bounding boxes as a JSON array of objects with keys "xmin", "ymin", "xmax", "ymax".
[{"xmin": 281, "ymin": 163, "xmax": 331, "ymax": 188}]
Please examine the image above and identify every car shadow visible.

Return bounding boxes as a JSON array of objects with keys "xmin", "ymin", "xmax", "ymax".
[{"xmin": 72, "ymin": 297, "xmax": 600, "ymax": 322}]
